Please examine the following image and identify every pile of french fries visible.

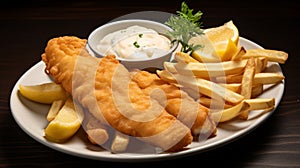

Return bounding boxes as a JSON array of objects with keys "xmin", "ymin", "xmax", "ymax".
[{"xmin": 157, "ymin": 47, "xmax": 288, "ymax": 123}]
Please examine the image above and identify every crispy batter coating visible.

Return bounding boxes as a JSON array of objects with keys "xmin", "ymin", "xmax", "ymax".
[
  {"xmin": 131, "ymin": 70, "xmax": 217, "ymax": 137},
  {"xmin": 42, "ymin": 36, "xmax": 87, "ymax": 93},
  {"xmin": 41, "ymin": 36, "xmax": 192, "ymax": 152}
]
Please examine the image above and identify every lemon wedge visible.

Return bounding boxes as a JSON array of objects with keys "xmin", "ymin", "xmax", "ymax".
[
  {"xmin": 44, "ymin": 98, "xmax": 82, "ymax": 143},
  {"xmin": 19, "ymin": 82, "xmax": 68, "ymax": 104},
  {"xmin": 219, "ymin": 39, "xmax": 239, "ymax": 61},
  {"xmin": 204, "ymin": 20, "xmax": 239, "ymax": 60},
  {"xmin": 189, "ymin": 34, "xmax": 221, "ymax": 63}
]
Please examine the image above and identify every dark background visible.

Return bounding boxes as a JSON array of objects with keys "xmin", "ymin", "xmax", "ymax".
[{"xmin": 0, "ymin": 0, "xmax": 299, "ymax": 167}]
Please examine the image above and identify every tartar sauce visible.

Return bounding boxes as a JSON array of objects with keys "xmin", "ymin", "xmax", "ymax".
[{"xmin": 96, "ymin": 25, "xmax": 171, "ymax": 59}]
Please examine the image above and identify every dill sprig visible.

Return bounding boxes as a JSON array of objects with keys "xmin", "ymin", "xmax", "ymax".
[{"xmin": 165, "ymin": 1, "xmax": 204, "ymax": 53}]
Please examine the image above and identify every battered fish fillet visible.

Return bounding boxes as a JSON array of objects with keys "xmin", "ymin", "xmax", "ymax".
[
  {"xmin": 131, "ymin": 71, "xmax": 217, "ymax": 137},
  {"xmin": 41, "ymin": 36, "xmax": 193, "ymax": 152}
]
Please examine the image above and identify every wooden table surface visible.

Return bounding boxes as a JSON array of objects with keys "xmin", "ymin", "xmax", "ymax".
[{"xmin": 1, "ymin": 0, "xmax": 299, "ymax": 167}]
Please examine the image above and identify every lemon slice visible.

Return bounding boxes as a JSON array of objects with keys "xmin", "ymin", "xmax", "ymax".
[
  {"xmin": 204, "ymin": 20, "xmax": 239, "ymax": 45},
  {"xmin": 204, "ymin": 20, "xmax": 239, "ymax": 60},
  {"xmin": 219, "ymin": 39, "xmax": 239, "ymax": 61},
  {"xmin": 224, "ymin": 20, "xmax": 239, "ymax": 45},
  {"xmin": 44, "ymin": 98, "xmax": 82, "ymax": 143},
  {"xmin": 189, "ymin": 34, "xmax": 221, "ymax": 63},
  {"xmin": 19, "ymin": 82, "xmax": 68, "ymax": 104}
]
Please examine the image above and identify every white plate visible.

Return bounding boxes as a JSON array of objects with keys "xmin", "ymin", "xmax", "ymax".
[{"xmin": 10, "ymin": 37, "xmax": 284, "ymax": 162}]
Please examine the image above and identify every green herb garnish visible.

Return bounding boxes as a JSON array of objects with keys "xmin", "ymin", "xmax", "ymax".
[
  {"xmin": 133, "ymin": 41, "xmax": 140, "ymax": 48},
  {"xmin": 139, "ymin": 34, "xmax": 143, "ymax": 38},
  {"xmin": 165, "ymin": 1, "xmax": 204, "ymax": 53},
  {"xmin": 177, "ymin": 2, "xmax": 203, "ymax": 27}
]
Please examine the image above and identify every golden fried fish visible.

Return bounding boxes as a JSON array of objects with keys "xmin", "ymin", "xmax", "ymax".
[
  {"xmin": 131, "ymin": 70, "xmax": 217, "ymax": 137},
  {"xmin": 41, "ymin": 36, "xmax": 192, "ymax": 152}
]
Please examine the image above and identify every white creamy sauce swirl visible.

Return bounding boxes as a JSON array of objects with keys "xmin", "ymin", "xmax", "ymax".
[{"xmin": 96, "ymin": 25, "xmax": 171, "ymax": 60}]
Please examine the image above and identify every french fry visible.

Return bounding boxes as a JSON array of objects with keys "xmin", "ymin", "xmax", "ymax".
[
  {"xmin": 198, "ymin": 96, "xmax": 233, "ymax": 109},
  {"xmin": 181, "ymin": 75, "xmax": 243, "ymax": 104},
  {"xmin": 239, "ymin": 57, "xmax": 256, "ymax": 119},
  {"xmin": 253, "ymin": 73, "xmax": 285, "ymax": 85},
  {"xmin": 157, "ymin": 70, "xmax": 177, "ymax": 84},
  {"xmin": 163, "ymin": 62, "xmax": 178, "ymax": 73},
  {"xmin": 215, "ymin": 73, "xmax": 243, "ymax": 83},
  {"xmin": 111, "ymin": 131, "xmax": 130, "ymax": 153},
  {"xmin": 157, "ymin": 70, "xmax": 244, "ymax": 104},
  {"xmin": 172, "ymin": 59, "xmax": 248, "ymax": 78},
  {"xmin": 231, "ymin": 46, "xmax": 246, "ymax": 61},
  {"xmin": 219, "ymin": 83, "xmax": 241, "ymax": 93},
  {"xmin": 242, "ymin": 49, "xmax": 288, "ymax": 64},
  {"xmin": 255, "ymin": 57, "xmax": 268, "ymax": 73},
  {"xmin": 216, "ymin": 72, "xmax": 285, "ymax": 84},
  {"xmin": 240, "ymin": 58, "xmax": 256, "ymax": 99},
  {"xmin": 174, "ymin": 52, "xmax": 199, "ymax": 63},
  {"xmin": 86, "ymin": 128, "xmax": 109, "ymax": 146},
  {"xmin": 217, "ymin": 83, "xmax": 264, "ymax": 98},
  {"xmin": 84, "ymin": 112, "xmax": 109, "ymax": 146},
  {"xmin": 47, "ymin": 99, "xmax": 65, "ymax": 121},
  {"xmin": 211, "ymin": 101, "xmax": 250, "ymax": 123},
  {"xmin": 244, "ymin": 98, "xmax": 275, "ymax": 111},
  {"xmin": 251, "ymin": 84, "xmax": 264, "ymax": 98}
]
